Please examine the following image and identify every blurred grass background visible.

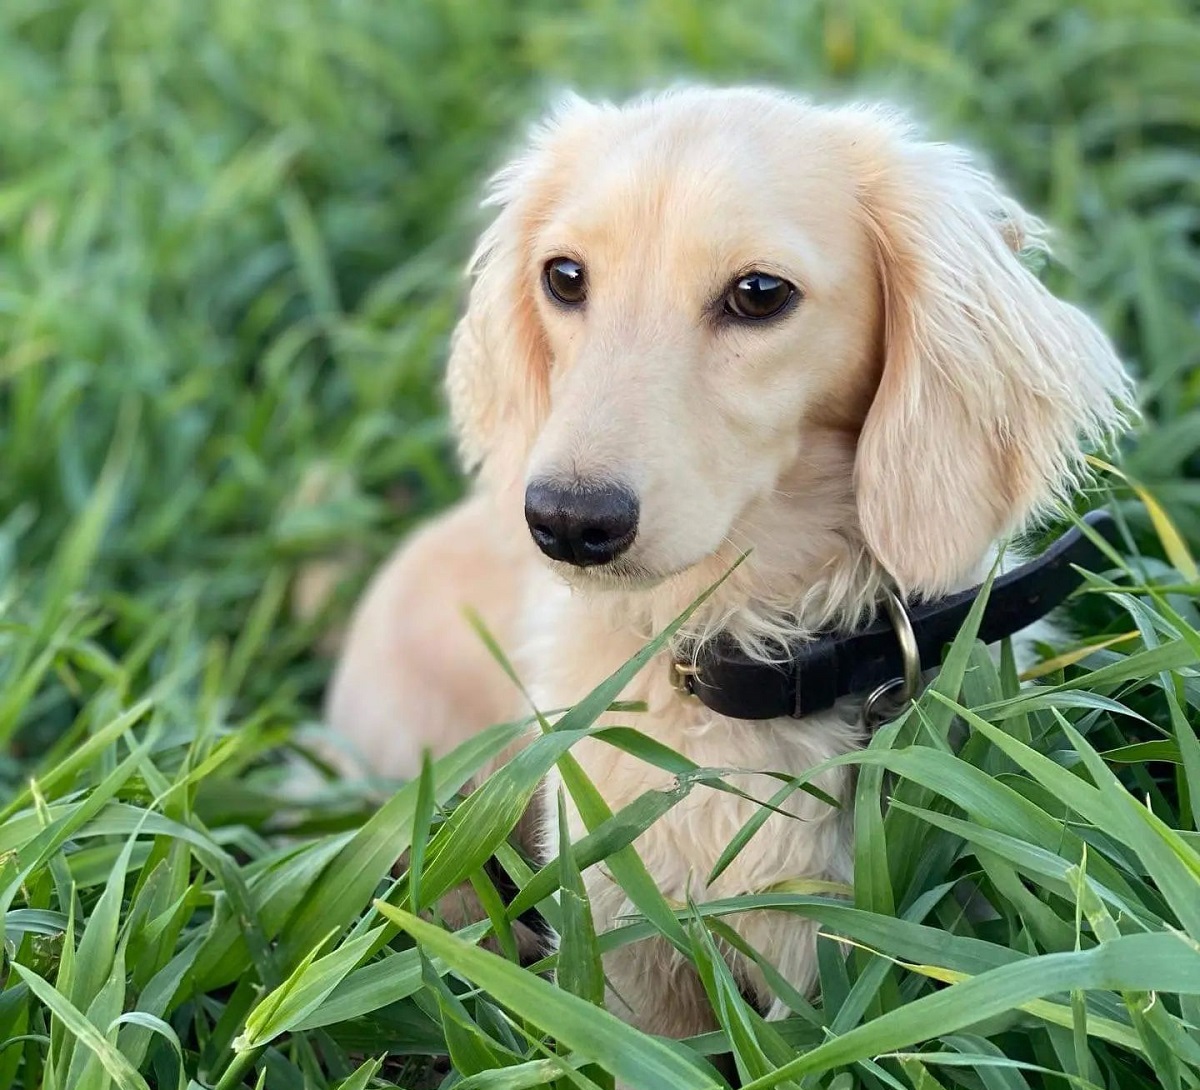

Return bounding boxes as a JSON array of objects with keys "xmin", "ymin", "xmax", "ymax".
[{"xmin": 1, "ymin": 1, "xmax": 1199, "ymax": 1088}]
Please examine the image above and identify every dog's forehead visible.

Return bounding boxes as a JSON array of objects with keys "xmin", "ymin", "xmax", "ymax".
[{"xmin": 535, "ymin": 96, "xmax": 863, "ymax": 280}]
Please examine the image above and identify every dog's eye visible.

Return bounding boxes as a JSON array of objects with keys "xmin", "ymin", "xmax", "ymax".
[
  {"xmin": 544, "ymin": 257, "xmax": 587, "ymax": 306},
  {"xmin": 724, "ymin": 272, "xmax": 795, "ymax": 321}
]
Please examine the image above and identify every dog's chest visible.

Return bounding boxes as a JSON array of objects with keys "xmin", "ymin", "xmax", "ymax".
[{"xmin": 525, "ymin": 587, "xmax": 859, "ymax": 898}]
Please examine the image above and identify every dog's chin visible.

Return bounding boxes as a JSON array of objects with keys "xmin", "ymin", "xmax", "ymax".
[
  {"xmin": 545, "ymin": 555, "xmax": 677, "ymax": 592},
  {"xmin": 544, "ymin": 545, "xmax": 718, "ymax": 593}
]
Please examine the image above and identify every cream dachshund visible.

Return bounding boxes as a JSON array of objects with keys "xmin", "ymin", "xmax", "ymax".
[{"xmin": 324, "ymin": 87, "xmax": 1132, "ymax": 1038}]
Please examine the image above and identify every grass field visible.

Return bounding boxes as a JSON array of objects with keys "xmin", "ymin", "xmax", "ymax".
[{"xmin": 2, "ymin": 1, "xmax": 1200, "ymax": 1087}]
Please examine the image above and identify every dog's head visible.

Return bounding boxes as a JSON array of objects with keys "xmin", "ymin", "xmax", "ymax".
[{"xmin": 447, "ymin": 88, "xmax": 1132, "ymax": 605}]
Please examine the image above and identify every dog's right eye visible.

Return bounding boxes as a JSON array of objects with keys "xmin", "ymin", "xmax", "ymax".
[{"xmin": 543, "ymin": 258, "xmax": 587, "ymax": 306}]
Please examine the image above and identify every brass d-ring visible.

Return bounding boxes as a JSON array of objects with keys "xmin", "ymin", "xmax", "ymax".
[{"xmin": 862, "ymin": 588, "xmax": 923, "ymax": 727}]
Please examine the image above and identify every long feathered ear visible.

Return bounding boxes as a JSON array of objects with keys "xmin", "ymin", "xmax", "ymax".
[
  {"xmin": 850, "ymin": 109, "xmax": 1134, "ymax": 598},
  {"xmin": 445, "ymin": 95, "xmax": 602, "ymax": 488}
]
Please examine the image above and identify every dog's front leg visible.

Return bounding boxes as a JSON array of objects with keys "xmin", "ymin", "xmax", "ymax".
[
  {"xmin": 583, "ymin": 870, "xmax": 715, "ymax": 1038},
  {"xmin": 725, "ymin": 908, "xmax": 824, "ymax": 1019}
]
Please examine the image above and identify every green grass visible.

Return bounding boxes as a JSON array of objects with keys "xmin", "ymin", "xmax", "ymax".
[{"xmin": 2, "ymin": 1, "xmax": 1200, "ymax": 1087}]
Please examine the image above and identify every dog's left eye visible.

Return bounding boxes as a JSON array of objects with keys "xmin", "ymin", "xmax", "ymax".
[
  {"xmin": 724, "ymin": 272, "xmax": 796, "ymax": 321},
  {"xmin": 543, "ymin": 257, "xmax": 587, "ymax": 306}
]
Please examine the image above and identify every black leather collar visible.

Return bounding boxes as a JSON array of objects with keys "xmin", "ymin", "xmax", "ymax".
[{"xmin": 670, "ymin": 510, "xmax": 1120, "ymax": 721}]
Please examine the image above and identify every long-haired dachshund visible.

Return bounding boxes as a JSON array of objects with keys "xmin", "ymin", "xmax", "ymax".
[{"xmin": 325, "ymin": 87, "xmax": 1132, "ymax": 1037}]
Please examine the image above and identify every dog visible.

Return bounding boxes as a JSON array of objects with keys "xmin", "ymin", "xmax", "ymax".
[{"xmin": 325, "ymin": 87, "xmax": 1133, "ymax": 1038}]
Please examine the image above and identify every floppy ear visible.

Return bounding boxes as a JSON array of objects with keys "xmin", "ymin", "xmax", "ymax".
[
  {"xmin": 445, "ymin": 96, "xmax": 602, "ymax": 488},
  {"xmin": 851, "ymin": 110, "xmax": 1133, "ymax": 597}
]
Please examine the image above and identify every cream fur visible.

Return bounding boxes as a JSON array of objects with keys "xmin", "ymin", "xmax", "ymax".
[{"xmin": 325, "ymin": 87, "xmax": 1133, "ymax": 1041}]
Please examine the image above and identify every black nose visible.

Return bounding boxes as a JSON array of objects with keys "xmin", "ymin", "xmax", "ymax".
[{"xmin": 524, "ymin": 480, "xmax": 639, "ymax": 567}]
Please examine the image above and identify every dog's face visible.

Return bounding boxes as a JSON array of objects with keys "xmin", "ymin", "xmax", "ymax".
[
  {"xmin": 520, "ymin": 109, "xmax": 880, "ymax": 587},
  {"xmin": 448, "ymin": 89, "xmax": 1131, "ymax": 602}
]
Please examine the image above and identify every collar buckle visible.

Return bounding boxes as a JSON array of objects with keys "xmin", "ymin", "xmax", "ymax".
[{"xmin": 669, "ymin": 659, "xmax": 701, "ymax": 697}]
